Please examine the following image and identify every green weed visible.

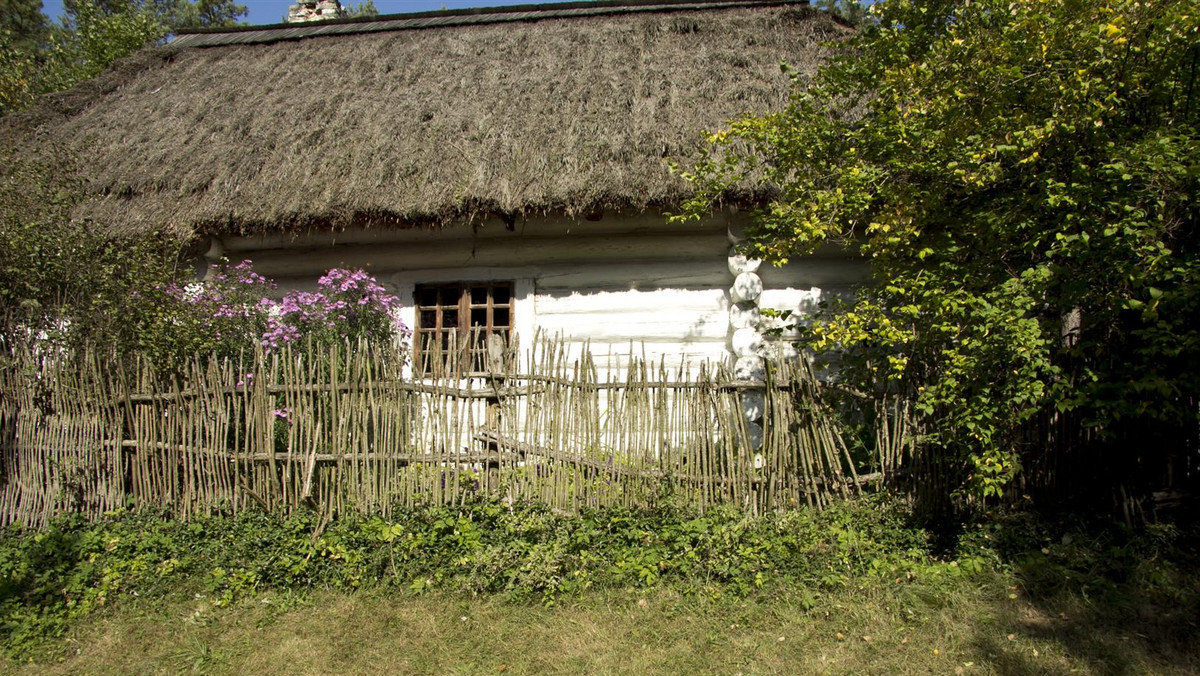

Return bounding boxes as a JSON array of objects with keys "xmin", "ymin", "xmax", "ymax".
[{"xmin": 0, "ymin": 496, "xmax": 1196, "ymax": 667}]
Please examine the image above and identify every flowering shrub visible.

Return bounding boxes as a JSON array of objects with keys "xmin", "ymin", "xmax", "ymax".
[
  {"xmin": 136, "ymin": 260, "xmax": 409, "ymax": 366},
  {"xmin": 263, "ymin": 268, "xmax": 405, "ymax": 351}
]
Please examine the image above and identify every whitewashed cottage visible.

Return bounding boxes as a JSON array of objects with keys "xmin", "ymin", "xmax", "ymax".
[{"xmin": 7, "ymin": 0, "xmax": 866, "ymax": 376}]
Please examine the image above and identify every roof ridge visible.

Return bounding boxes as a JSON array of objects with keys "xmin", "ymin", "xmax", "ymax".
[{"xmin": 173, "ymin": 0, "xmax": 809, "ymax": 46}]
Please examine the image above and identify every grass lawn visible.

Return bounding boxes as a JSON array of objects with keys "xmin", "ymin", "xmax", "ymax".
[{"xmin": 5, "ymin": 572, "xmax": 1197, "ymax": 676}]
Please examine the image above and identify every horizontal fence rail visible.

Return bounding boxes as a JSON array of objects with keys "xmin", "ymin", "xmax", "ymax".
[{"xmin": 0, "ymin": 341, "xmax": 862, "ymax": 528}]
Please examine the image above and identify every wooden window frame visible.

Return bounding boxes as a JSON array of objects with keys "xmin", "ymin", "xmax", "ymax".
[{"xmin": 414, "ymin": 281, "xmax": 514, "ymax": 376}]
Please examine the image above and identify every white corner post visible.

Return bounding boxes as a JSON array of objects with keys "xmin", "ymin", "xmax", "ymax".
[{"xmin": 727, "ymin": 222, "xmax": 767, "ymax": 458}]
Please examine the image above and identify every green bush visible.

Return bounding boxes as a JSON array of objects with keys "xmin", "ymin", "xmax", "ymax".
[
  {"xmin": 0, "ymin": 496, "xmax": 967, "ymax": 656},
  {"xmin": 13, "ymin": 496, "xmax": 1177, "ymax": 658}
]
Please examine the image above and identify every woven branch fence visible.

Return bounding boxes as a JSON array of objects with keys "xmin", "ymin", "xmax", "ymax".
[{"xmin": 0, "ymin": 340, "xmax": 881, "ymax": 528}]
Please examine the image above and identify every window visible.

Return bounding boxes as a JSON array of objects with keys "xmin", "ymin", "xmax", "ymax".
[{"xmin": 414, "ymin": 282, "xmax": 513, "ymax": 375}]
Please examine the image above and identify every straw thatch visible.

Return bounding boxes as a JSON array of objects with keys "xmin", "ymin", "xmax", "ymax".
[{"xmin": 3, "ymin": 1, "xmax": 848, "ymax": 238}]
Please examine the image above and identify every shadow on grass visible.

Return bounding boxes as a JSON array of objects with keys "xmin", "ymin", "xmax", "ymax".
[{"xmin": 970, "ymin": 523, "xmax": 1200, "ymax": 675}]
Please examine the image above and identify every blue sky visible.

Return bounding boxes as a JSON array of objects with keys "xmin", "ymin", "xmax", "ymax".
[{"xmin": 40, "ymin": 1, "xmax": 565, "ymax": 27}]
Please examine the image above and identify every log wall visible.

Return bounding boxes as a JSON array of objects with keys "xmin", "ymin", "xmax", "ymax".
[{"xmin": 218, "ymin": 212, "xmax": 868, "ymax": 375}]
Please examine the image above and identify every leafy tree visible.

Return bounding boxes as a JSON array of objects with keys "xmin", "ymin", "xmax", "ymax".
[
  {"xmin": 1, "ymin": 0, "xmax": 54, "ymax": 114},
  {"xmin": 0, "ymin": 0, "xmax": 49, "ymax": 51},
  {"xmin": 178, "ymin": 0, "xmax": 248, "ymax": 27},
  {"xmin": 0, "ymin": 35, "xmax": 42, "ymax": 115},
  {"xmin": 57, "ymin": 0, "xmax": 165, "ymax": 81},
  {"xmin": 344, "ymin": 1, "xmax": 379, "ymax": 19},
  {"xmin": 0, "ymin": 144, "xmax": 184, "ymax": 352},
  {"xmin": 1, "ymin": 0, "xmax": 162, "ymax": 117},
  {"xmin": 63, "ymin": 0, "xmax": 247, "ymax": 30},
  {"xmin": 675, "ymin": 0, "xmax": 1200, "ymax": 506}
]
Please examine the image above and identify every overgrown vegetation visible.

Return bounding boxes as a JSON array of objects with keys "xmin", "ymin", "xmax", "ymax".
[
  {"xmin": 0, "ymin": 497, "xmax": 1196, "ymax": 672},
  {"xmin": 0, "ymin": 145, "xmax": 184, "ymax": 351},
  {"xmin": 134, "ymin": 259, "xmax": 409, "ymax": 365},
  {"xmin": 0, "ymin": 147, "xmax": 406, "ymax": 356},
  {"xmin": 676, "ymin": 0, "xmax": 1200, "ymax": 510},
  {"xmin": 0, "ymin": 498, "xmax": 840, "ymax": 641},
  {"xmin": 0, "ymin": 497, "xmax": 929, "ymax": 655}
]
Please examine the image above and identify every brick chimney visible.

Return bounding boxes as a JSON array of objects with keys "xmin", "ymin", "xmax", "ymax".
[{"xmin": 286, "ymin": 0, "xmax": 345, "ymax": 23}]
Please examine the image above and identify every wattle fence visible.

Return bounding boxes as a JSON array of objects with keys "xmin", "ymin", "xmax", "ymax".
[{"xmin": 0, "ymin": 341, "xmax": 894, "ymax": 528}]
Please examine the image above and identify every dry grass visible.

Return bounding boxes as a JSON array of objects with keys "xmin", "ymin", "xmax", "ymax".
[
  {"xmin": 7, "ymin": 579, "xmax": 1197, "ymax": 676},
  {"xmin": 3, "ymin": 6, "xmax": 849, "ymax": 237}
]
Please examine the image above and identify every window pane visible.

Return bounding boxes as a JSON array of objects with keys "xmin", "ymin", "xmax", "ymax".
[
  {"xmin": 414, "ymin": 281, "xmax": 513, "ymax": 375},
  {"xmin": 418, "ymin": 287, "xmax": 438, "ymax": 306}
]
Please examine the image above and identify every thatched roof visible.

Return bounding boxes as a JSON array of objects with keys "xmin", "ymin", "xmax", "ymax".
[{"xmin": 3, "ymin": 0, "xmax": 848, "ymax": 238}]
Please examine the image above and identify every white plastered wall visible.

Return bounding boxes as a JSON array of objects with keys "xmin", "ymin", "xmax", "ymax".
[{"xmin": 211, "ymin": 211, "xmax": 868, "ymax": 377}]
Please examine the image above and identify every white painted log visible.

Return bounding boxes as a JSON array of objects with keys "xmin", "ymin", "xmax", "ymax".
[
  {"xmin": 747, "ymin": 422, "xmax": 763, "ymax": 450},
  {"xmin": 729, "ymin": 302, "xmax": 760, "ymax": 330},
  {"xmin": 549, "ymin": 343, "xmax": 725, "ymax": 376},
  {"xmin": 221, "ymin": 213, "xmax": 729, "ymax": 251},
  {"xmin": 761, "ymin": 341, "xmax": 801, "ymax": 361},
  {"xmin": 734, "ymin": 355, "xmax": 765, "ymax": 381},
  {"xmin": 727, "ymin": 247, "xmax": 762, "ymax": 275},
  {"xmin": 375, "ymin": 258, "xmax": 862, "ymax": 293},
  {"xmin": 535, "ymin": 288, "xmax": 726, "ymax": 315},
  {"xmin": 537, "ymin": 312, "xmax": 729, "ymax": 342},
  {"xmin": 379, "ymin": 267, "xmax": 539, "ymax": 286},
  {"xmin": 202, "ymin": 237, "xmax": 225, "ymax": 261},
  {"xmin": 594, "ymin": 338, "xmax": 725, "ymax": 354},
  {"xmin": 731, "ymin": 327, "xmax": 762, "ymax": 357},
  {"xmin": 741, "ymin": 391, "xmax": 765, "ymax": 422},
  {"xmin": 757, "ymin": 288, "xmax": 827, "ymax": 324},
  {"xmin": 245, "ymin": 231, "xmax": 730, "ymax": 277},
  {"xmin": 330, "ymin": 260, "xmax": 726, "ymax": 291},
  {"xmin": 730, "ymin": 272, "xmax": 764, "ymax": 304},
  {"xmin": 551, "ymin": 337, "xmax": 727, "ymax": 357},
  {"xmin": 726, "ymin": 221, "xmax": 747, "ymax": 244},
  {"xmin": 536, "ymin": 260, "xmax": 728, "ymax": 290}
]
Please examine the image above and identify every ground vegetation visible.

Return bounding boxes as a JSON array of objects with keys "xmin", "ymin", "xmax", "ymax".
[{"xmin": 0, "ymin": 498, "xmax": 1195, "ymax": 673}]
